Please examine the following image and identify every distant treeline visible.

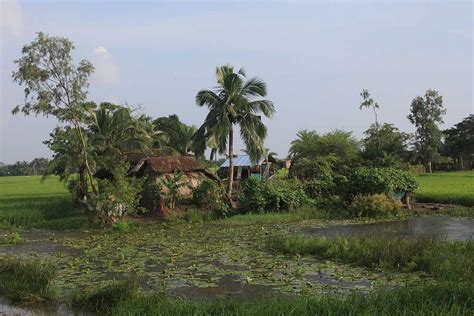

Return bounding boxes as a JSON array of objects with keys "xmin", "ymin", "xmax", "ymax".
[{"xmin": 0, "ymin": 158, "xmax": 50, "ymax": 176}]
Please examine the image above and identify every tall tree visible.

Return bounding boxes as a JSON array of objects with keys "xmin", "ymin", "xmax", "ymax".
[
  {"xmin": 359, "ymin": 89, "xmax": 380, "ymax": 128},
  {"xmin": 362, "ymin": 123, "xmax": 408, "ymax": 167},
  {"xmin": 45, "ymin": 126, "xmax": 90, "ymax": 198},
  {"xmin": 12, "ymin": 32, "xmax": 97, "ymax": 196},
  {"xmin": 196, "ymin": 65, "xmax": 275, "ymax": 199},
  {"xmin": 407, "ymin": 89, "xmax": 446, "ymax": 173},
  {"xmin": 444, "ymin": 115, "xmax": 474, "ymax": 170}
]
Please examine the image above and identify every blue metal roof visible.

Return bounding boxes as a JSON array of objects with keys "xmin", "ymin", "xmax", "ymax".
[{"xmin": 220, "ymin": 155, "xmax": 264, "ymax": 168}]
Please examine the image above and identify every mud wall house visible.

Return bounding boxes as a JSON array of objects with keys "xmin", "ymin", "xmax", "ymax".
[{"xmin": 129, "ymin": 156, "xmax": 220, "ymax": 210}]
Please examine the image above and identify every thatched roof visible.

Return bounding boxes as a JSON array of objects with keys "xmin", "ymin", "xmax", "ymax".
[{"xmin": 129, "ymin": 156, "xmax": 219, "ymax": 181}]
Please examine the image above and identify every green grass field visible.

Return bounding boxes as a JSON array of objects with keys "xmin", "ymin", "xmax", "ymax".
[
  {"xmin": 416, "ymin": 171, "xmax": 474, "ymax": 206},
  {"xmin": 0, "ymin": 176, "xmax": 87, "ymax": 229}
]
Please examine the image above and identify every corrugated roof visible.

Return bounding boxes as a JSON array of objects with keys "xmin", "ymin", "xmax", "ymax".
[{"xmin": 220, "ymin": 155, "xmax": 264, "ymax": 168}]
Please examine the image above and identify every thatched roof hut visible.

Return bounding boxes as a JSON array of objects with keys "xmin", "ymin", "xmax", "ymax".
[{"xmin": 130, "ymin": 156, "xmax": 219, "ymax": 210}]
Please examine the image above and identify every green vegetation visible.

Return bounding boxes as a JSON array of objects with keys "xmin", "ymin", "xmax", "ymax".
[
  {"xmin": 109, "ymin": 283, "xmax": 472, "ymax": 316},
  {"xmin": 239, "ymin": 178, "xmax": 307, "ymax": 213},
  {"xmin": 437, "ymin": 206, "xmax": 474, "ymax": 217},
  {"xmin": 0, "ymin": 232, "xmax": 26, "ymax": 245},
  {"xmin": 348, "ymin": 194, "xmax": 404, "ymax": 218},
  {"xmin": 0, "ymin": 176, "xmax": 88, "ymax": 229},
  {"xmin": 416, "ymin": 171, "xmax": 474, "ymax": 206},
  {"xmin": 196, "ymin": 64, "xmax": 275, "ymax": 198},
  {"xmin": 0, "ymin": 255, "xmax": 57, "ymax": 304},
  {"xmin": 72, "ymin": 274, "xmax": 139, "ymax": 313},
  {"xmin": 269, "ymin": 235, "xmax": 473, "ymax": 282},
  {"xmin": 2, "ymin": 32, "xmax": 473, "ymax": 315}
]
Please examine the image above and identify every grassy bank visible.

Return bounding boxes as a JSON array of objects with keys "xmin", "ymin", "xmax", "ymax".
[
  {"xmin": 0, "ymin": 176, "xmax": 88, "ymax": 229},
  {"xmin": 0, "ymin": 255, "xmax": 57, "ymax": 304},
  {"xmin": 108, "ymin": 283, "xmax": 473, "ymax": 315},
  {"xmin": 416, "ymin": 171, "xmax": 474, "ymax": 206},
  {"xmin": 269, "ymin": 234, "xmax": 473, "ymax": 282}
]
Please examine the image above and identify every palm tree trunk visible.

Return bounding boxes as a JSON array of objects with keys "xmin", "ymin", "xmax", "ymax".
[
  {"xmin": 227, "ymin": 127, "xmax": 234, "ymax": 199},
  {"xmin": 210, "ymin": 148, "xmax": 216, "ymax": 161}
]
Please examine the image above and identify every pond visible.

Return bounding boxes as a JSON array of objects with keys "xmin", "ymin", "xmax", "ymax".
[
  {"xmin": 1, "ymin": 215, "xmax": 472, "ymax": 314},
  {"xmin": 303, "ymin": 216, "xmax": 474, "ymax": 241}
]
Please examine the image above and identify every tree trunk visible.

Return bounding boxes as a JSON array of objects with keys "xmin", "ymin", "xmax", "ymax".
[
  {"xmin": 227, "ymin": 127, "xmax": 234, "ymax": 200},
  {"xmin": 72, "ymin": 121, "xmax": 98, "ymax": 196},
  {"xmin": 210, "ymin": 148, "xmax": 216, "ymax": 161},
  {"xmin": 78, "ymin": 164, "xmax": 88, "ymax": 201},
  {"xmin": 427, "ymin": 161, "xmax": 432, "ymax": 173}
]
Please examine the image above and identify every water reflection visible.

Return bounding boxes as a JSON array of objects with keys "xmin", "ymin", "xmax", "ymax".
[{"xmin": 304, "ymin": 216, "xmax": 474, "ymax": 241}]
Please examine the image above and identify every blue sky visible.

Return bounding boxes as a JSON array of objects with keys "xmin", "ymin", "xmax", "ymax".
[{"xmin": 1, "ymin": 0, "xmax": 472, "ymax": 163}]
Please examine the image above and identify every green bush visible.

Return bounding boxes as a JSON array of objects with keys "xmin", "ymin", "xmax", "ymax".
[
  {"xmin": 88, "ymin": 163, "xmax": 144, "ymax": 223},
  {"xmin": 349, "ymin": 194, "xmax": 404, "ymax": 218},
  {"xmin": 111, "ymin": 220, "xmax": 137, "ymax": 233},
  {"xmin": 349, "ymin": 167, "xmax": 418, "ymax": 197},
  {"xmin": 239, "ymin": 178, "xmax": 307, "ymax": 213},
  {"xmin": 313, "ymin": 195, "xmax": 347, "ymax": 214},
  {"xmin": 192, "ymin": 179, "xmax": 229, "ymax": 217}
]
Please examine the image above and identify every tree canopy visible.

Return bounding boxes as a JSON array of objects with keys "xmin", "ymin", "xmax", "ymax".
[
  {"xmin": 196, "ymin": 65, "xmax": 275, "ymax": 198},
  {"xmin": 407, "ymin": 89, "xmax": 446, "ymax": 172}
]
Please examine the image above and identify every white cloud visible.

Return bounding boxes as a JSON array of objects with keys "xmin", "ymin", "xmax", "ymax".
[
  {"xmin": 92, "ymin": 46, "xmax": 119, "ymax": 85},
  {"xmin": 1, "ymin": 0, "xmax": 24, "ymax": 37}
]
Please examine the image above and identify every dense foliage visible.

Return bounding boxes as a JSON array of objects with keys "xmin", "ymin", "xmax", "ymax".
[
  {"xmin": 408, "ymin": 89, "xmax": 446, "ymax": 172},
  {"xmin": 192, "ymin": 179, "xmax": 229, "ymax": 217},
  {"xmin": 239, "ymin": 178, "xmax": 306, "ymax": 213},
  {"xmin": 361, "ymin": 123, "xmax": 409, "ymax": 168},
  {"xmin": 349, "ymin": 194, "xmax": 404, "ymax": 218},
  {"xmin": 348, "ymin": 167, "xmax": 419, "ymax": 197},
  {"xmin": 444, "ymin": 114, "xmax": 474, "ymax": 170},
  {"xmin": 289, "ymin": 130, "xmax": 360, "ymax": 178},
  {"xmin": 87, "ymin": 163, "xmax": 144, "ymax": 223}
]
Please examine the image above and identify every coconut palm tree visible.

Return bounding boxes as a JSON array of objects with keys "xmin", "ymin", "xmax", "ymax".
[
  {"xmin": 89, "ymin": 102, "xmax": 155, "ymax": 167},
  {"xmin": 196, "ymin": 65, "xmax": 275, "ymax": 199}
]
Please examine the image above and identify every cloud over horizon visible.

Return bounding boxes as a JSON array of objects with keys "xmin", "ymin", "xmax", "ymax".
[{"xmin": 92, "ymin": 46, "xmax": 120, "ymax": 85}]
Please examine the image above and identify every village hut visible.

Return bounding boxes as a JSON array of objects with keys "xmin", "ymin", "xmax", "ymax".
[
  {"xmin": 129, "ymin": 156, "xmax": 220, "ymax": 207},
  {"xmin": 218, "ymin": 155, "xmax": 274, "ymax": 180}
]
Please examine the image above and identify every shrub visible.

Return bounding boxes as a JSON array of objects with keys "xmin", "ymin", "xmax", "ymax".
[
  {"xmin": 348, "ymin": 167, "xmax": 419, "ymax": 197},
  {"xmin": 313, "ymin": 195, "xmax": 347, "ymax": 214},
  {"xmin": 349, "ymin": 194, "xmax": 404, "ymax": 218},
  {"xmin": 303, "ymin": 178, "xmax": 335, "ymax": 198},
  {"xmin": 88, "ymin": 163, "xmax": 144, "ymax": 223},
  {"xmin": 239, "ymin": 178, "xmax": 307, "ymax": 213},
  {"xmin": 111, "ymin": 220, "xmax": 137, "ymax": 233},
  {"xmin": 192, "ymin": 179, "xmax": 229, "ymax": 217}
]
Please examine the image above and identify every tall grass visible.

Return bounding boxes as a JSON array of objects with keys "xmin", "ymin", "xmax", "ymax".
[
  {"xmin": 72, "ymin": 274, "xmax": 139, "ymax": 313},
  {"xmin": 0, "ymin": 255, "xmax": 57, "ymax": 304},
  {"xmin": 220, "ymin": 206, "xmax": 330, "ymax": 225},
  {"xmin": 0, "ymin": 176, "xmax": 88, "ymax": 229},
  {"xmin": 110, "ymin": 283, "xmax": 473, "ymax": 315},
  {"xmin": 269, "ymin": 234, "xmax": 474, "ymax": 282},
  {"xmin": 416, "ymin": 171, "xmax": 474, "ymax": 206}
]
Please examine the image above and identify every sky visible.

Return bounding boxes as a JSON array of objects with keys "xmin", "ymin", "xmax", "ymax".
[{"xmin": 1, "ymin": 0, "xmax": 472, "ymax": 163}]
